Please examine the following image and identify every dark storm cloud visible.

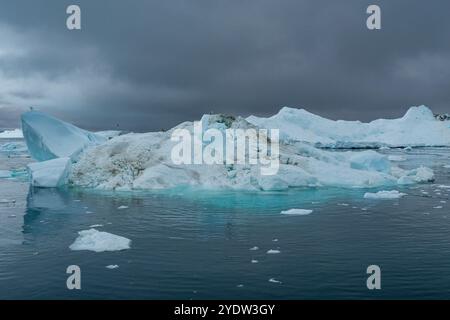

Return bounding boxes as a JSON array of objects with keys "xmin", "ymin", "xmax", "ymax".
[{"xmin": 0, "ymin": 0, "xmax": 449, "ymax": 131}]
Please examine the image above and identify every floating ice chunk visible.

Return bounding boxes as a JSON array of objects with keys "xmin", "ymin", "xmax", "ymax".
[
  {"xmin": 280, "ymin": 209, "xmax": 312, "ymax": 215},
  {"xmin": 105, "ymin": 265, "xmax": 119, "ymax": 269},
  {"xmin": 267, "ymin": 249, "xmax": 281, "ymax": 254},
  {"xmin": 249, "ymin": 246, "xmax": 259, "ymax": 251},
  {"xmin": 434, "ymin": 206, "xmax": 443, "ymax": 209},
  {"xmin": 0, "ymin": 128, "xmax": 23, "ymax": 138},
  {"xmin": 21, "ymin": 111, "xmax": 105, "ymax": 161},
  {"xmin": 251, "ymin": 259, "xmax": 259, "ymax": 264},
  {"xmin": 0, "ymin": 170, "xmax": 11, "ymax": 178},
  {"xmin": 89, "ymin": 224, "xmax": 103, "ymax": 228},
  {"xmin": 444, "ymin": 165, "xmax": 450, "ymax": 169},
  {"xmin": 364, "ymin": 190, "xmax": 407, "ymax": 199},
  {"xmin": 0, "ymin": 142, "xmax": 28, "ymax": 153},
  {"xmin": 27, "ymin": 157, "xmax": 71, "ymax": 187},
  {"xmin": 117, "ymin": 205, "xmax": 129, "ymax": 210},
  {"xmin": 269, "ymin": 278, "xmax": 282, "ymax": 284},
  {"xmin": 397, "ymin": 166, "xmax": 434, "ymax": 185},
  {"xmin": 69, "ymin": 229, "xmax": 131, "ymax": 252},
  {"xmin": 350, "ymin": 151, "xmax": 391, "ymax": 173},
  {"xmin": 388, "ymin": 155, "xmax": 406, "ymax": 162}
]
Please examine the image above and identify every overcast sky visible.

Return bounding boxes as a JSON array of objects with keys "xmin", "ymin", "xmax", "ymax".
[{"xmin": 0, "ymin": 0, "xmax": 449, "ymax": 131}]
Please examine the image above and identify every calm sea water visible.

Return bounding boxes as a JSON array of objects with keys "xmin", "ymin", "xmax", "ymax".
[{"xmin": 1, "ymin": 138, "xmax": 450, "ymax": 299}]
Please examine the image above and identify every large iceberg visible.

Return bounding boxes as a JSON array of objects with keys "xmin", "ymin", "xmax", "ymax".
[
  {"xmin": 21, "ymin": 111, "xmax": 105, "ymax": 161},
  {"xmin": 69, "ymin": 114, "xmax": 434, "ymax": 191},
  {"xmin": 20, "ymin": 109, "xmax": 437, "ymax": 191},
  {"xmin": 247, "ymin": 105, "xmax": 450, "ymax": 148}
]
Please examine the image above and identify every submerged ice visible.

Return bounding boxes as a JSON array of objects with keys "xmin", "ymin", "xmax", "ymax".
[{"xmin": 20, "ymin": 107, "xmax": 440, "ymax": 191}]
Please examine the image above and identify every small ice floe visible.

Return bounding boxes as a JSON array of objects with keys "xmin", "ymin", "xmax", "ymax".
[
  {"xmin": 117, "ymin": 205, "xmax": 129, "ymax": 210},
  {"xmin": 0, "ymin": 199, "xmax": 16, "ymax": 204},
  {"xmin": 0, "ymin": 170, "xmax": 12, "ymax": 178},
  {"xmin": 364, "ymin": 190, "xmax": 406, "ymax": 200},
  {"xmin": 237, "ymin": 284, "xmax": 244, "ymax": 288},
  {"xmin": 267, "ymin": 249, "xmax": 281, "ymax": 254},
  {"xmin": 434, "ymin": 206, "xmax": 443, "ymax": 209},
  {"xmin": 269, "ymin": 278, "xmax": 282, "ymax": 284},
  {"xmin": 8, "ymin": 214, "xmax": 16, "ymax": 218},
  {"xmin": 280, "ymin": 209, "xmax": 313, "ymax": 216},
  {"xmin": 440, "ymin": 201, "xmax": 447, "ymax": 204},
  {"xmin": 388, "ymin": 155, "xmax": 406, "ymax": 162},
  {"xmin": 361, "ymin": 208, "xmax": 368, "ymax": 211},
  {"xmin": 86, "ymin": 211, "xmax": 94, "ymax": 214},
  {"xmin": 437, "ymin": 185, "xmax": 450, "ymax": 189},
  {"xmin": 337, "ymin": 203, "xmax": 349, "ymax": 206},
  {"xmin": 272, "ymin": 239, "xmax": 279, "ymax": 242},
  {"xmin": 69, "ymin": 229, "xmax": 131, "ymax": 252},
  {"xmin": 424, "ymin": 212, "xmax": 430, "ymax": 215},
  {"xmin": 251, "ymin": 259, "xmax": 259, "ymax": 264},
  {"xmin": 249, "ymin": 246, "xmax": 259, "ymax": 251},
  {"xmin": 89, "ymin": 224, "xmax": 103, "ymax": 228},
  {"xmin": 443, "ymin": 165, "xmax": 450, "ymax": 169},
  {"xmin": 106, "ymin": 265, "xmax": 119, "ymax": 269},
  {"xmin": 404, "ymin": 146, "xmax": 413, "ymax": 151}
]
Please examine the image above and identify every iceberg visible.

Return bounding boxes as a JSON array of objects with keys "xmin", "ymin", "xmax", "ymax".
[
  {"xmin": 0, "ymin": 128, "xmax": 23, "ymax": 138},
  {"xmin": 247, "ymin": 105, "xmax": 450, "ymax": 148},
  {"xmin": 21, "ymin": 111, "xmax": 105, "ymax": 161},
  {"xmin": 27, "ymin": 157, "xmax": 71, "ymax": 187},
  {"xmin": 20, "ymin": 110, "xmax": 436, "ymax": 191},
  {"xmin": 69, "ymin": 229, "xmax": 131, "ymax": 252}
]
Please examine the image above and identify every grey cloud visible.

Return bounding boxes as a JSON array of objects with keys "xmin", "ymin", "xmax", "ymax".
[{"xmin": 0, "ymin": 0, "xmax": 449, "ymax": 131}]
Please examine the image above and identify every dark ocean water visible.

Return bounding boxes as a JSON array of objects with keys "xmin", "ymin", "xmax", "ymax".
[{"xmin": 1, "ymin": 139, "xmax": 450, "ymax": 299}]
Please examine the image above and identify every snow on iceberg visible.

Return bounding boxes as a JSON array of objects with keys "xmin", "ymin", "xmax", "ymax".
[
  {"xmin": 21, "ymin": 111, "xmax": 105, "ymax": 161},
  {"xmin": 69, "ymin": 229, "xmax": 131, "ymax": 252},
  {"xmin": 27, "ymin": 157, "xmax": 71, "ymax": 187},
  {"xmin": 0, "ymin": 128, "xmax": 23, "ymax": 138},
  {"xmin": 247, "ymin": 105, "xmax": 450, "ymax": 148},
  {"xmin": 364, "ymin": 190, "xmax": 407, "ymax": 199}
]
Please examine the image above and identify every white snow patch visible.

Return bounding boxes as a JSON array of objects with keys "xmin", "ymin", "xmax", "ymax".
[
  {"xmin": 117, "ymin": 205, "xmax": 128, "ymax": 210},
  {"xmin": 105, "ymin": 265, "xmax": 119, "ymax": 269},
  {"xmin": 267, "ymin": 249, "xmax": 281, "ymax": 254},
  {"xmin": 69, "ymin": 229, "xmax": 131, "ymax": 252}
]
